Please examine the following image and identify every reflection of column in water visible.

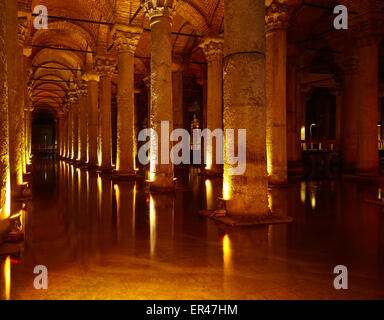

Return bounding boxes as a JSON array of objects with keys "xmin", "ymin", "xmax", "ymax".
[
  {"xmin": 149, "ymin": 195, "xmax": 156, "ymax": 258},
  {"xmin": 149, "ymin": 194, "xmax": 175, "ymax": 259},
  {"xmin": 101, "ymin": 177, "xmax": 113, "ymax": 248},
  {"xmin": 0, "ymin": 256, "xmax": 11, "ymax": 300},
  {"xmin": 205, "ymin": 179, "xmax": 213, "ymax": 210},
  {"xmin": 115, "ymin": 182, "xmax": 136, "ymax": 250}
]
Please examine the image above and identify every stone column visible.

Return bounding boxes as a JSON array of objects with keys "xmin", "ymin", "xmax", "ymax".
[
  {"xmin": 57, "ymin": 112, "xmax": 65, "ymax": 158},
  {"xmin": 0, "ymin": 0, "xmax": 11, "ymax": 220},
  {"xmin": 223, "ymin": 0, "xmax": 268, "ymax": 215},
  {"xmin": 355, "ymin": 19, "xmax": 381, "ymax": 175},
  {"xmin": 142, "ymin": 0, "xmax": 177, "ymax": 191},
  {"xmin": 201, "ymin": 38, "xmax": 224, "ymax": 174},
  {"xmin": 65, "ymin": 104, "xmax": 71, "ymax": 159},
  {"xmin": 77, "ymin": 82, "xmax": 88, "ymax": 164},
  {"xmin": 6, "ymin": 0, "xmax": 24, "ymax": 188},
  {"xmin": 266, "ymin": 1, "xmax": 289, "ymax": 184},
  {"xmin": 95, "ymin": 56, "xmax": 116, "ymax": 170},
  {"xmin": 69, "ymin": 90, "xmax": 79, "ymax": 160},
  {"xmin": 286, "ymin": 53, "xmax": 302, "ymax": 166},
  {"xmin": 112, "ymin": 24, "xmax": 142, "ymax": 176},
  {"xmin": 83, "ymin": 72, "xmax": 99, "ymax": 167}
]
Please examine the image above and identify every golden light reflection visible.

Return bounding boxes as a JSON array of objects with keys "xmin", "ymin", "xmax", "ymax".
[
  {"xmin": 301, "ymin": 125, "xmax": 306, "ymax": 141},
  {"xmin": 2, "ymin": 173, "xmax": 11, "ymax": 219},
  {"xmin": 3, "ymin": 255, "xmax": 11, "ymax": 300},
  {"xmin": 300, "ymin": 181, "xmax": 306, "ymax": 204},
  {"xmin": 310, "ymin": 192, "xmax": 316, "ymax": 210},
  {"xmin": 223, "ymin": 176, "xmax": 230, "ymax": 200},
  {"xmin": 114, "ymin": 184, "xmax": 120, "ymax": 241},
  {"xmin": 205, "ymin": 179, "xmax": 213, "ymax": 210},
  {"xmin": 149, "ymin": 195, "xmax": 156, "ymax": 258},
  {"xmin": 268, "ymin": 192, "xmax": 272, "ymax": 211},
  {"xmin": 222, "ymin": 234, "xmax": 233, "ymax": 274},
  {"xmin": 378, "ymin": 187, "xmax": 382, "ymax": 200}
]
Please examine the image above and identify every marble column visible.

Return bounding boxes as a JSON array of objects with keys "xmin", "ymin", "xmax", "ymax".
[
  {"xmin": 112, "ymin": 24, "xmax": 142, "ymax": 176},
  {"xmin": 223, "ymin": 0, "xmax": 268, "ymax": 215},
  {"xmin": 65, "ymin": 105, "xmax": 71, "ymax": 159},
  {"xmin": 57, "ymin": 112, "xmax": 65, "ymax": 158},
  {"xmin": 201, "ymin": 38, "xmax": 224, "ymax": 174},
  {"xmin": 266, "ymin": 1, "xmax": 289, "ymax": 184},
  {"xmin": 142, "ymin": 0, "xmax": 177, "ymax": 191},
  {"xmin": 69, "ymin": 90, "xmax": 79, "ymax": 160},
  {"xmin": 0, "ymin": 0, "xmax": 11, "ymax": 220},
  {"xmin": 78, "ymin": 82, "xmax": 88, "ymax": 164},
  {"xmin": 83, "ymin": 72, "xmax": 99, "ymax": 167},
  {"xmin": 340, "ymin": 56, "xmax": 359, "ymax": 172},
  {"xmin": 355, "ymin": 19, "xmax": 380, "ymax": 175},
  {"xmin": 286, "ymin": 53, "xmax": 302, "ymax": 166},
  {"xmin": 95, "ymin": 56, "xmax": 116, "ymax": 170},
  {"xmin": 6, "ymin": 0, "xmax": 24, "ymax": 188}
]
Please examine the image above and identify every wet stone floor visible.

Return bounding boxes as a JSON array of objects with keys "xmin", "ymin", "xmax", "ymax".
[{"xmin": 1, "ymin": 159, "xmax": 384, "ymax": 300}]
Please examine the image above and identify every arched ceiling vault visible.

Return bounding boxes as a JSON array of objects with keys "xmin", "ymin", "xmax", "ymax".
[{"xmin": 16, "ymin": 0, "xmax": 384, "ymax": 115}]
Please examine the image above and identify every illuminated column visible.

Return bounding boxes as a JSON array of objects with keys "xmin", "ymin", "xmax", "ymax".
[
  {"xmin": 201, "ymin": 38, "xmax": 224, "ymax": 174},
  {"xmin": 0, "ymin": 0, "xmax": 11, "ymax": 220},
  {"xmin": 355, "ymin": 19, "xmax": 380, "ymax": 175},
  {"xmin": 57, "ymin": 112, "xmax": 65, "ymax": 158},
  {"xmin": 95, "ymin": 56, "xmax": 116, "ymax": 170},
  {"xmin": 223, "ymin": 0, "xmax": 268, "ymax": 215},
  {"xmin": 18, "ymin": 14, "xmax": 31, "ymax": 174},
  {"xmin": 266, "ymin": 1, "xmax": 289, "ymax": 184},
  {"xmin": 83, "ymin": 72, "xmax": 99, "ymax": 167},
  {"xmin": 112, "ymin": 24, "xmax": 142, "ymax": 176},
  {"xmin": 65, "ymin": 104, "xmax": 71, "ymax": 159},
  {"xmin": 142, "ymin": 0, "xmax": 177, "ymax": 191},
  {"xmin": 286, "ymin": 53, "xmax": 302, "ymax": 166},
  {"xmin": 68, "ymin": 90, "xmax": 79, "ymax": 160},
  {"xmin": 6, "ymin": 0, "xmax": 24, "ymax": 188},
  {"xmin": 77, "ymin": 82, "xmax": 88, "ymax": 163}
]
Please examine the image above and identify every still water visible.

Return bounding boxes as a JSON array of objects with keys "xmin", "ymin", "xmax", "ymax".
[{"xmin": 1, "ymin": 159, "xmax": 384, "ymax": 299}]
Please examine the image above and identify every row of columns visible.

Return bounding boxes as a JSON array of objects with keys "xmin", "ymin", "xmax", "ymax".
[{"xmin": 0, "ymin": 0, "xmax": 33, "ymax": 221}]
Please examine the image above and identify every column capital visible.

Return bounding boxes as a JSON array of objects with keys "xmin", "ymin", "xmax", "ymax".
[
  {"xmin": 352, "ymin": 14, "xmax": 384, "ymax": 47},
  {"xmin": 200, "ymin": 38, "xmax": 224, "ymax": 62},
  {"xmin": 68, "ymin": 89, "xmax": 79, "ymax": 105},
  {"xmin": 17, "ymin": 16, "xmax": 32, "ymax": 56},
  {"xmin": 94, "ymin": 56, "xmax": 117, "ymax": 77},
  {"xmin": 77, "ymin": 82, "xmax": 88, "ymax": 97},
  {"xmin": 82, "ymin": 72, "xmax": 100, "ymax": 82},
  {"xmin": 112, "ymin": 24, "xmax": 143, "ymax": 54},
  {"xmin": 265, "ymin": 0, "xmax": 290, "ymax": 33},
  {"xmin": 141, "ymin": 0, "xmax": 178, "ymax": 20}
]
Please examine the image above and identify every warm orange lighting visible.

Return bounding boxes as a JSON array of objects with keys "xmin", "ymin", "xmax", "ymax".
[
  {"xmin": 223, "ymin": 177, "xmax": 230, "ymax": 201},
  {"xmin": 149, "ymin": 195, "xmax": 156, "ymax": 258},
  {"xmin": 3, "ymin": 255, "xmax": 11, "ymax": 300},
  {"xmin": 310, "ymin": 192, "xmax": 316, "ymax": 210},
  {"xmin": 300, "ymin": 181, "xmax": 306, "ymax": 204},
  {"xmin": 205, "ymin": 179, "xmax": 214, "ymax": 210},
  {"xmin": 222, "ymin": 234, "xmax": 232, "ymax": 274}
]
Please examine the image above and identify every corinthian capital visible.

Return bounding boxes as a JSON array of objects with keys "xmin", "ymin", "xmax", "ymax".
[
  {"xmin": 112, "ymin": 24, "xmax": 143, "ymax": 54},
  {"xmin": 265, "ymin": 0, "xmax": 290, "ymax": 33},
  {"xmin": 94, "ymin": 56, "xmax": 117, "ymax": 77},
  {"xmin": 141, "ymin": 0, "xmax": 178, "ymax": 20},
  {"xmin": 352, "ymin": 14, "xmax": 384, "ymax": 47},
  {"xmin": 200, "ymin": 38, "xmax": 224, "ymax": 63}
]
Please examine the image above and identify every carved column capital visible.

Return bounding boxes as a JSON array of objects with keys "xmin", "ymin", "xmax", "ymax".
[
  {"xmin": 94, "ymin": 56, "xmax": 117, "ymax": 77},
  {"xmin": 141, "ymin": 0, "xmax": 178, "ymax": 20},
  {"xmin": 265, "ymin": 1, "xmax": 290, "ymax": 33},
  {"xmin": 77, "ymin": 81, "xmax": 88, "ymax": 97},
  {"xmin": 352, "ymin": 14, "xmax": 384, "ymax": 47},
  {"xmin": 200, "ymin": 38, "xmax": 224, "ymax": 63},
  {"xmin": 112, "ymin": 24, "xmax": 143, "ymax": 54},
  {"xmin": 68, "ymin": 90, "xmax": 79, "ymax": 105}
]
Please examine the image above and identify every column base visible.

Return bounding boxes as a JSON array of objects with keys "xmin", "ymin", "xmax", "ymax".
[
  {"xmin": 112, "ymin": 171, "xmax": 143, "ymax": 181},
  {"xmin": 148, "ymin": 179, "xmax": 176, "ymax": 193},
  {"xmin": 11, "ymin": 183, "xmax": 32, "ymax": 200},
  {"xmin": 202, "ymin": 168, "xmax": 223, "ymax": 177},
  {"xmin": 198, "ymin": 209, "xmax": 293, "ymax": 226},
  {"xmin": 268, "ymin": 175, "xmax": 288, "ymax": 186}
]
